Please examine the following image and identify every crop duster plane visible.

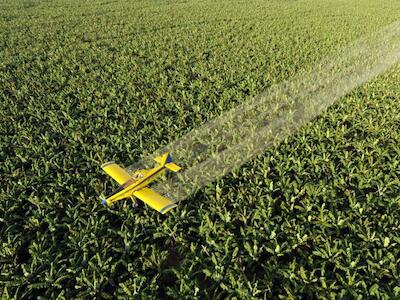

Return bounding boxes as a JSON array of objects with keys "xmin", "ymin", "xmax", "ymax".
[{"xmin": 100, "ymin": 152, "xmax": 181, "ymax": 214}]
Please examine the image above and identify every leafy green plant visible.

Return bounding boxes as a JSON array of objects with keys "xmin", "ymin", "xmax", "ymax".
[{"xmin": 1, "ymin": 0, "xmax": 400, "ymax": 298}]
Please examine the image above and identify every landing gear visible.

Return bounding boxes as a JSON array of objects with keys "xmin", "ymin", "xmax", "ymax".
[{"xmin": 130, "ymin": 196, "xmax": 138, "ymax": 207}]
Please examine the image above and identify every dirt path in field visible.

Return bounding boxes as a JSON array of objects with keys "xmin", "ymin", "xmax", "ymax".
[{"xmin": 128, "ymin": 20, "xmax": 400, "ymax": 202}]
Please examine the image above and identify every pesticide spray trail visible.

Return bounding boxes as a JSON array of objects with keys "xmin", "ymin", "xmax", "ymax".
[{"xmin": 128, "ymin": 20, "xmax": 400, "ymax": 202}]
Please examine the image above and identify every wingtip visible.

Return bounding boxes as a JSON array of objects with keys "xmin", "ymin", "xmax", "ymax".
[
  {"xmin": 160, "ymin": 203, "xmax": 178, "ymax": 214},
  {"xmin": 101, "ymin": 161, "xmax": 115, "ymax": 169}
]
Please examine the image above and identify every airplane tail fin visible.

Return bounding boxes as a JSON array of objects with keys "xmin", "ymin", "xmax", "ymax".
[{"xmin": 154, "ymin": 152, "xmax": 181, "ymax": 172}]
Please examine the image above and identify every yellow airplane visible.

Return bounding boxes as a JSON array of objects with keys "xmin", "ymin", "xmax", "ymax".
[{"xmin": 100, "ymin": 152, "xmax": 181, "ymax": 214}]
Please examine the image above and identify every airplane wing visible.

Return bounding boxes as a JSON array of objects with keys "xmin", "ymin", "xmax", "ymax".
[
  {"xmin": 133, "ymin": 187, "xmax": 177, "ymax": 214},
  {"xmin": 101, "ymin": 161, "xmax": 132, "ymax": 184}
]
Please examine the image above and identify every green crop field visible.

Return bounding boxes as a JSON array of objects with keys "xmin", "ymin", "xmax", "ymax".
[{"xmin": 1, "ymin": 0, "xmax": 400, "ymax": 298}]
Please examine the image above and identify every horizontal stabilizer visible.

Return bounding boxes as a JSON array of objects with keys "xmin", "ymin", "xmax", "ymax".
[{"xmin": 165, "ymin": 162, "xmax": 181, "ymax": 172}]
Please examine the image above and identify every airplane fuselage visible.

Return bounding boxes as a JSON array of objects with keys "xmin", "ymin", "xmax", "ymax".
[
  {"xmin": 105, "ymin": 165, "xmax": 167, "ymax": 204},
  {"xmin": 130, "ymin": 165, "xmax": 166, "ymax": 192}
]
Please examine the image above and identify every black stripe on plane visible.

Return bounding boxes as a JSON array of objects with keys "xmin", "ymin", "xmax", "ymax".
[
  {"xmin": 106, "ymin": 178, "xmax": 136, "ymax": 198},
  {"xmin": 160, "ymin": 203, "xmax": 177, "ymax": 214},
  {"xmin": 105, "ymin": 167, "xmax": 166, "ymax": 199}
]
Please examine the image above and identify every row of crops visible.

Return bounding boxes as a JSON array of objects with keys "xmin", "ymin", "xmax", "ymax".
[{"xmin": 1, "ymin": 0, "xmax": 399, "ymax": 298}]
